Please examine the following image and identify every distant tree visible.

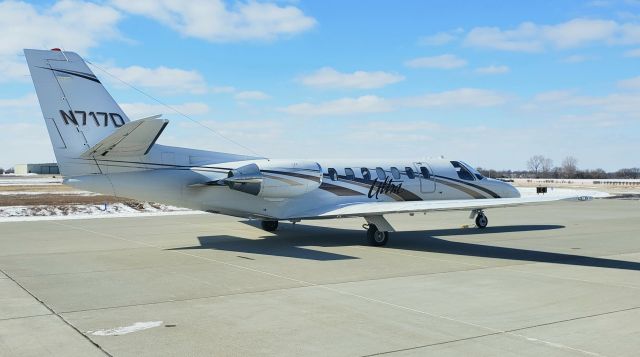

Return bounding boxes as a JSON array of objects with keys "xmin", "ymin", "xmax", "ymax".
[
  {"xmin": 527, "ymin": 155, "xmax": 546, "ymax": 177},
  {"xmin": 0, "ymin": 167, "xmax": 4, "ymax": 175},
  {"xmin": 615, "ymin": 167, "xmax": 640, "ymax": 179},
  {"xmin": 541, "ymin": 158, "xmax": 553, "ymax": 178},
  {"xmin": 477, "ymin": 167, "xmax": 500, "ymax": 179},
  {"xmin": 577, "ymin": 168, "xmax": 607, "ymax": 179},
  {"xmin": 5, "ymin": 167, "xmax": 14, "ymax": 174},
  {"xmin": 561, "ymin": 156, "xmax": 578, "ymax": 178}
]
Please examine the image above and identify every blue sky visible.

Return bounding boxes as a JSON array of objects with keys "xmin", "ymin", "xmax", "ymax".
[{"xmin": 1, "ymin": 0, "xmax": 639, "ymax": 170}]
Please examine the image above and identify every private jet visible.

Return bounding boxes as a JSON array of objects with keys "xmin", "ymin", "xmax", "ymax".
[{"xmin": 24, "ymin": 49, "xmax": 589, "ymax": 246}]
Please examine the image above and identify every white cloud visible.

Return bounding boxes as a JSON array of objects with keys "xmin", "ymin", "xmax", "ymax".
[
  {"xmin": 280, "ymin": 95, "xmax": 393, "ymax": 117},
  {"xmin": 561, "ymin": 54, "xmax": 594, "ymax": 63},
  {"xmin": 95, "ymin": 63, "xmax": 265, "ymax": 98},
  {"xmin": 475, "ymin": 65, "xmax": 510, "ymax": 74},
  {"xmin": 99, "ymin": 64, "xmax": 208, "ymax": 94},
  {"xmin": 465, "ymin": 22, "xmax": 544, "ymax": 52},
  {"xmin": 211, "ymin": 86, "xmax": 237, "ymax": 94},
  {"xmin": 546, "ymin": 19, "xmax": 618, "ymax": 48},
  {"xmin": 297, "ymin": 67, "xmax": 404, "ymax": 89},
  {"xmin": 0, "ymin": 92, "xmax": 42, "ymax": 123},
  {"xmin": 0, "ymin": 93, "xmax": 38, "ymax": 108},
  {"xmin": 618, "ymin": 10, "xmax": 640, "ymax": 20},
  {"xmin": 617, "ymin": 76, "xmax": 640, "ymax": 89},
  {"xmin": 111, "ymin": 0, "xmax": 316, "ymax": 42},
  {"xmin": 0, "ymin": 0, "xmax": 122, "ymax": 82},
  {"xmin": 120, "ymin": 102, "xmax": 210, "ymax": 119},
  {"xmin": 532, "ymin": 89, "xmax": 640, "ymax": 115},
  {"xmin": 281, "ymin": 88, "xmax": 508, "ymax": 117},
  {"xmin": 346, "ymin": 120, "xmax": 442, "ymax": 143},
  {"xmin": 587, "ymin": 0, "xmax": 612, "ymax": 7},
  {"xmin": 404, "ymin": 54, "xmax": 467, "ymax": 69},
  {"xmin": 0, "ymin": 93, "xmax": 53, "ymax": 168},
  {"xmin": 0, "ymin": 122, "xmax": 54, "ymax": 168},
  {"xmin": 183, "ymin": 120, "xmax": 282, "ymax": 140},
  {"xmin": 419, "ymin": 28, "xmax": 464, "ymax": 46},
  {"xmin": 164, "ymin": 119, "xmax": 284, "ymax": 154},
  {"xmin": 624, "ymin": 48, "xmax": 640, "ymax": 57},
  {"xmin": 404, "ymin": 88, "xmax": 508, "ymax": 108},
  {"xmin": 419, "ymin": 32, "xmax": 456, "ymax": 46},
  {"xmin": 533, "ymin": 90, "xmax": 577, "ymax": 102},
  {"xmin": 234, "ymin": 91, "xmax": 270, "ymax": 100},
  {"xmin": 464, "ymin": 18, "xmax": 640, "ymax": 52}
]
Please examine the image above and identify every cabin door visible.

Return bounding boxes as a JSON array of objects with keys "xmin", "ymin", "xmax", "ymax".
[{"xmin": 413, "ymin": 162, "xmax": 436, "ymax": 193}]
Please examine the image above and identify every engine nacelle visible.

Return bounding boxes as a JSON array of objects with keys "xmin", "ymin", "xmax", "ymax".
[{"xmin": 225, "ymin": 160, "xmax": 322, "ymax": 199}]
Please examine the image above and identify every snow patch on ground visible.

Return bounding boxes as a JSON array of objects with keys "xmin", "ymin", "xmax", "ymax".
[
  {"xmin": 517, "ymin": 187, "xmax": 610, "ymax": 198},
  {"xmin": 88, "ymin": 321, "xmax": 164, "ymax": 336},
  {"xmin": 0, "ymin": 202, "xmax": 205, "ymax": 222},
  {"xmin": 0, "ymin": 177, "xmax": 64, "ymax": 186},
  {"xmin": 0, "ymin": 191, "xmax": 100, "ymax": 196}
]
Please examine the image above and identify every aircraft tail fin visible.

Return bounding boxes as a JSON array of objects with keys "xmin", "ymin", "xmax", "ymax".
[{"xmin": 24, "ymin": 48, "xmax": 131, "ymax": 176}]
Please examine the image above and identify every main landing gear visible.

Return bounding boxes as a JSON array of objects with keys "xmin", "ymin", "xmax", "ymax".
[
  {"xmin": 366, "ymin": 224, "xmax": 389, "ymax": 246},
  {"xmin": 261, "ymin": 220, "xmax": 279, "ymax": 232},
  {"xmin": 363, "ymin": 216, "xmax": 394, "ymax": 247},
  {"xmin": 471, "ymin": 209, "xmax": 488, "ymax": 229}
]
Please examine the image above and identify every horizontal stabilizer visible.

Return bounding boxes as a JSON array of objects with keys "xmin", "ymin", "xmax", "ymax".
[{"xmin": 80, "ymin": 115, "xmax": 168, "ymax": 158}]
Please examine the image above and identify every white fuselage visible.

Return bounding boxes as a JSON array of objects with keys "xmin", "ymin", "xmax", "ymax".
[{"xmin": 65, "ymin": 144, "xmax": 520, "ymax": 220}]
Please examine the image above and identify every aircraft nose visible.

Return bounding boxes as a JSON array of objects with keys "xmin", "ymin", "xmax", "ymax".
[{"xmin": 505, "ymin": 183, "xmax": 520, "ymax": 198}]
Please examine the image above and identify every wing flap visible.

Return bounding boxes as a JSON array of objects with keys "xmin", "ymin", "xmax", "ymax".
[
  {"xmin": 294, "ymin": 194, "xmax": 592, "ymax": 219},
  {"xmin": 80, "ymin": 115, "xmax": 168, "ymax": 158}
]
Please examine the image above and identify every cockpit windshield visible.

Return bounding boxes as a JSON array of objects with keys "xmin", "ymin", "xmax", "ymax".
[
  {"xmin": 460, "ymin": 161, "xmax": 485, "ymax": 180},
  {"xmin": 450, "ymin": 161, "xmax": 478, "ymax": 181}
]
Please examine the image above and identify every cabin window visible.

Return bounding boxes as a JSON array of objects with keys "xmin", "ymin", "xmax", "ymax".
[
  {"xmin": 361, "ymin": 168, "xmax": 371, "ymax": 181},
  {"xmin": 344, "ymin": 168, "xmax": 355, "ymax": 180},
  {"xmin": 376, "ymin": 167, "xmax": 386, "ymax": 180},
  {"xmin": 390, "ymin": 167, "xmax": 401, "ymax": 179},
  {"xmin": 420, "ymin": 166, "xmax": 431, "ymax": 179},
  {"xmin": 405, "ymin": 167, "xmax": 415, "ymax": 179},
  {"xmin": 328, "ymin": 168, "xmax": 338, "ymax": 181},
  {"xmin": 451, "ymin": 161, "xmax": 475, "ymax": 181}
]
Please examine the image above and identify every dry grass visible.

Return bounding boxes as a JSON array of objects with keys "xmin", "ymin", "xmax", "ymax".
[
  {"xmin": 0, "ymin": 182, "xmax": 138, "ymax": 207},
  {"xmin": 0, "ymin": 184, "xmax": 77, "ymax": 192},
  {"xmin": 0, "ymin": 194, "xmax": 137, "ymax": 207}
]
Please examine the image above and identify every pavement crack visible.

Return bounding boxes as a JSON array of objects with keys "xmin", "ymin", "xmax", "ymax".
[{"xmin": 0, "ymin": 267, "xmax": 114, "ymax": 357}]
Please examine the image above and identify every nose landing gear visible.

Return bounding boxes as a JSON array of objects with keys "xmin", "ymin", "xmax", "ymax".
[{"xmin": 470, "ymin": 209, "xmax": 488, "ymax": 229}]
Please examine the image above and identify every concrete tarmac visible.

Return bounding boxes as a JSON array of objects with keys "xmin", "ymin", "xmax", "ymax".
[{"xmin": 0, "ymin": 199, "xmax": 639, "ymax": 356}]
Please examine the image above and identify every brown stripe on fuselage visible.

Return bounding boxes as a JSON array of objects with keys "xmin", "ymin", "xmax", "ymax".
[
  {"xmin": 433, "ymin": 174, "xmax": 501, "ymax": 198},
  {"xmin": 319, "ymin": 182, "xmax": 365, "ymax": 196},
  {"xmin": 392, "ymin": 186, "xmax": 423, "ymax": 201},
  {"xmin": 434, "ymin": 178, "xmax": 487, "ymax": 199},
  {"xmin": 327, "ymin": 175, "xmax": 422, "ymax": 201},
  {"xmin": 329, "ymin": 176, "xmax": 391, "ymax": 198}
]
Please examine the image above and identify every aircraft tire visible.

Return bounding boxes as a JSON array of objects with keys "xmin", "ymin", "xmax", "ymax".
[
  {"xmin": 261, "ymin": 220, "xmax": 279, "ymax": 232},
  {"xmin": 475, "ymin": 213, "xmax": 488, "ymax": 229},
  {"xmin": 367, "ymin": 225, "xmax": 389, "ymax": 246}
]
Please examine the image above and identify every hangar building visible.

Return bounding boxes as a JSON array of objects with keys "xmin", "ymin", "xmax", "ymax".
[{"xmin": 14, "ymin": 163, "xmax": 60, "ymax": 175}]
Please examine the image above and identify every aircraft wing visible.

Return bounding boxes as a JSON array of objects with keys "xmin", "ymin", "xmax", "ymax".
[
  {"xmin": 294, "ymin": 194, "xmax": 592, "ymax": 219},
  {"xmin": 80, "ymin": 115, "xmax": 168, "ymax": 158}
]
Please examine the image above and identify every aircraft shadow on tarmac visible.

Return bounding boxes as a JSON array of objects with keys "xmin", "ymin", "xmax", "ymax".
[{"xmin": 169, "ymin": 223, "xmax": 640, "ymax": 271}]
